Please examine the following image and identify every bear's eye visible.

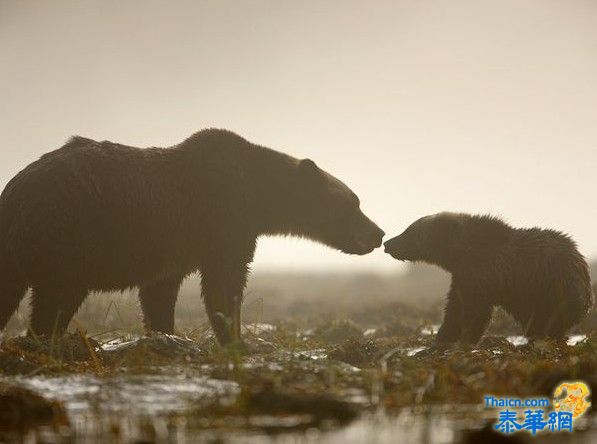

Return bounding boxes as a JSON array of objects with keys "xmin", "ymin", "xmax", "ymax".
[{"xmin": 328, "ymin": 202, "xmax": 353, "ymax": 223}]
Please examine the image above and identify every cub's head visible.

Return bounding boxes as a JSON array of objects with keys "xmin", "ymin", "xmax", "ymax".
[
  {"xmin": 294, "ymin": 159, "xmax": 384, "ymax": 255},
  {"xmin": 383, "ymin": 212, "xmax": 510, "ymax": 270}
]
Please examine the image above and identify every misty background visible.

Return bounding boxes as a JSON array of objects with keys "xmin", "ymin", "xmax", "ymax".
[{"xmin": 1, "ymin": 0, "xmax": 596, "ymax": 275}]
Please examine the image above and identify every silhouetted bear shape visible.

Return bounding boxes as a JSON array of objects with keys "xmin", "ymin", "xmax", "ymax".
[
  {"xmin": 0, "ymin": 129, "xmax": 384, "ymax": 345},
  {"xmin": 384, "ymin": 212, "xmax": 593, "ymax": 344}
]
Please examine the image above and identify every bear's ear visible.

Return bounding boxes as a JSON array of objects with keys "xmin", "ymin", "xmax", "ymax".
[
  {"xmin": 298, "ymin": 158, "xmax": 322, "ymax": 180},
  {"xmin": 299, "ymin": 158, "xmax": 318, "ymax": 170}
]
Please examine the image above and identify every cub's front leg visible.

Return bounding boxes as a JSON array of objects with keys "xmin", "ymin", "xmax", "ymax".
[
  {"xmin": 435, "ymin": 286, "xmax": 465, "ymax": 344},
  {"xmin": 436, "ymin": 283, "xmax": 493, "ymax": 345}
]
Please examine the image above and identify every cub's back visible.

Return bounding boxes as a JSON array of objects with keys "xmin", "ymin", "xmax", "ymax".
[{"xmin": 506, "ymin": 228, "xmax": 592, "ymax": 313}]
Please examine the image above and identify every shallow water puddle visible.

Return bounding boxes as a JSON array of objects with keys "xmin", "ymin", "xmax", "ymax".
[
  {"xmin": 5, "ymin": 374, "xmax": 239, "ymax": 415},
  {"xmin": 505, "ymin": 334, "xmax": 588, "ymax": 347},
  {"xmin": 406, "ymin": 346, "xmax": 427, "ymax": 356},
  {"xmin": 295, "ymin": 348, "xmax": 328, "ymax": 360},
  {"xmin": 1, "ymin": 330, "xmax": 595, "ymax": 442},
  {"xmin": 420, "ymin": 325, "xmax": 440, "ymax": 336},
  {"xmin": 184, "ymin": 407, "xmax": 597, "ymax": 443},
  {"xmin": 506, "ymin": 335, "xmax": 529, "ymax": 346},
  {"xmin": 101, "ymin": 333, "xmax": 207, "ymax": 361},
  {"xmin": 242, "ymin": 323, "xmax": 277, "ymax": 335},
  {"xmin": 567, "ymin": 334, "xmax": 587, "ymax": 346}
]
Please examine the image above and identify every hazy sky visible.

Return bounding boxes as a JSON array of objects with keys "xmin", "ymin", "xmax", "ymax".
[{"xmin": 1, "ymin": 0, "xmax": 596, "ymax": 271}]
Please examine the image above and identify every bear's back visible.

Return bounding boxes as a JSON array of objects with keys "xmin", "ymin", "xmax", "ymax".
[{"xmin": 1, "ymin": 137, "xmax": 159, "ymax": 223}]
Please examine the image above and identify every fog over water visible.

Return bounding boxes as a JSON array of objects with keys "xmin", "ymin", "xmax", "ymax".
[{"xmin": 1, "ymin": 0, "xmax": 596, "ymax": 271}]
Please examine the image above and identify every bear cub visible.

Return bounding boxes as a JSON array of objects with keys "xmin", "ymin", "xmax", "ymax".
[{"xmin": 384, "ymin": 212, "xmax": 594, "ymax": 344}]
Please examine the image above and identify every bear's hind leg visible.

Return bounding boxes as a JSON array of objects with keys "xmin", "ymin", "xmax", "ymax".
[
  {"xmin": 0, "ymin": 278, "xmax": 27, "ymax": 332},
  {"xmin": 29, "ymin": 285, "xmax": 88, "ymax": 337},
  {"xmin": 524, "ymin": 274, "xmax": 590, "ymax": 341},
  {"xmin": 139, "ymin": 275, "xmax": 184, "ymax": 334},
  {"xmin": 525, "ymin": 313, "xmax": 567, "ymax": 340}
]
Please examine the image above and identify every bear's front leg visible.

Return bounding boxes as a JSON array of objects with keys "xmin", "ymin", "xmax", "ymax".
[
  {"xmin": 435, "ymin": 286, "xmax": 465, "ymax": 344},
  {"xmin": 139, "ymin": 274, "xmax": 185, "ymax": 334},
  {"xmin": 201, "ymin": 254, "xmax": 253, "ymax": 347}
]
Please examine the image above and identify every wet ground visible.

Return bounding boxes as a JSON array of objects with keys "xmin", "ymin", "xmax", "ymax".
[{"xmin": 1, "ymin": 304, "xmax": 596, "ymax": 443}]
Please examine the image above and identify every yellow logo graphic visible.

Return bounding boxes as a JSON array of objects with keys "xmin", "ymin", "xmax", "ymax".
[{"xmin": 553, "ymin": 381, "xmax": 591, "ymax": 419}]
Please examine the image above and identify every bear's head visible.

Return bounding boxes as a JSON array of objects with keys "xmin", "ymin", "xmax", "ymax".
[
  {"xmin": 292, "ymin": 159, "xmax": 385, "ymax": 255},
  {"xmin": 383, "ymin": 212, "xmax": 510, "ymax": 270}
]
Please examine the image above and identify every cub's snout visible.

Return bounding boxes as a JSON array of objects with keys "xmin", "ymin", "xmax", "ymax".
[
  {"xmin": 383, "ymin": 237, "xmax": 395, "ymax": 253},
  {"xmin": 383, "ymin": 234, "xmax": 409, "ymax": 260}
]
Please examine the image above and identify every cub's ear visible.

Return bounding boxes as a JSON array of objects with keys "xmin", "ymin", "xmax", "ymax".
[{"xmin": 298, "ymin": 158, "xmax": 322, "ymax": 180}]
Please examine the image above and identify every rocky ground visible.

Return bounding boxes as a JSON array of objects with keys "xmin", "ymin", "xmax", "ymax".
[{"xmin": 0, "ymin": 300, "xmax": 596, "ymax": 443}]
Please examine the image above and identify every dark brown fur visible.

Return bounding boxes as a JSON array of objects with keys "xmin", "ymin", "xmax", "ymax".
[
  {"xmin": 384, "ymin": 212, "xmax": 594, "ymax": 344},
  {"xmin": 0, "ymin": 129, "xmax": 384, "ymax": 345}
]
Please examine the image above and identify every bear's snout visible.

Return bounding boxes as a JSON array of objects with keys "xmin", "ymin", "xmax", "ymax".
[
  {"xmin": 366, "ymin": 224, "xmax": 385, "ymax": 249},
  {"xmin": 371, "ymin": 226, "xmax": 385, "ymax": 247},
  {"xmin": 347, "ymin": 222, "xmax": 385, "ymax": 255},
  {"xmin": 375, "ymin": 227, "xmax": 386, "ymax": 248}
]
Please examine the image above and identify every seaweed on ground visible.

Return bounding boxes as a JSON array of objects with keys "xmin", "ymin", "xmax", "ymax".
[{"xmin": 0, "ymin": 300, "xmax": 595, "ymax": 441}]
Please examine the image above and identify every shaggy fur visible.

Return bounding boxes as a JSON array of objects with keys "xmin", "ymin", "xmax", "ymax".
[
  {"xmin": 384, "ymin": 212, "xmax": 594, "ymax": 344},
  {"xmin": 0, "ymin": 129, "xmax": 384, "ymax": 345}
]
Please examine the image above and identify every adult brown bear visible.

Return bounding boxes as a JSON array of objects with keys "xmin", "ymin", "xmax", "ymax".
[
  {"xmin": 384, "ymin": 212, "xmax": 593, "ymax": 344},
  {"xmin": 0, "ymin": 129, "xmax": 384, "ymax": 345}
]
